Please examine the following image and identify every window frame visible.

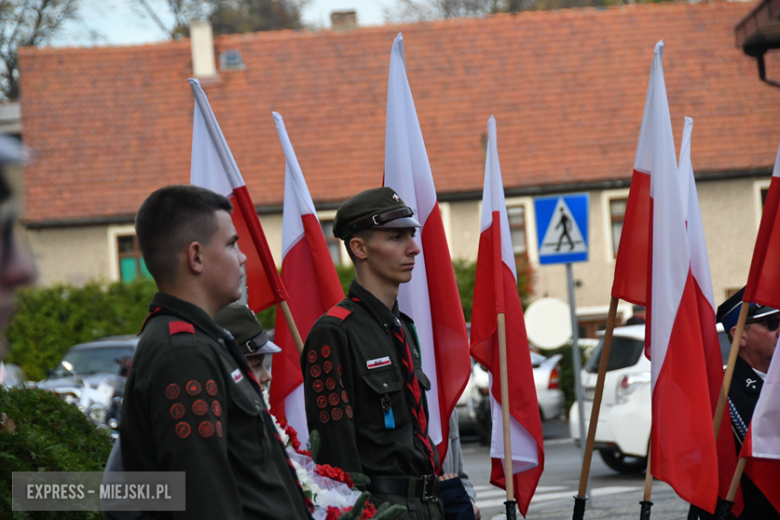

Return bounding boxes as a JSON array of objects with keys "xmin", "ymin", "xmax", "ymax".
[
  {"xmin": 317, "ymin": 210, "xmax": 350, "ymax": 266},
  {"xmin": 754, "ymin": 178, "xmax": 771, "ymax": 229},
  {"xmin": 503, "ymin": 196, "xmax": 538, "ymax": 265},
  {"xmin": 600, "ymin": 188, "xmax": 630, "ymax": 263}
]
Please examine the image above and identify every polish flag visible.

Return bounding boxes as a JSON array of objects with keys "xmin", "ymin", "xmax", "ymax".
[
  {"xmin": 383, "ymin": 33, "xmax": 471, "ymax": 462},
  {"xmin": 739, "ymin": 333, "xmax": 780, "ymax": 514},
  {"xmin": 744, "ymin": 142, "xmax": 780, "ymax": 310},
  {"xmin": 189, "ymin": 79, "xmax": 288, "ymax": 312},
  {"xmin": 678, "ymin": 118, "xmax": 742, "ymax": 514},
  {"xmin": 642, "ymin": 42, "xmax": 718, "ymax": 513},
  {"xmin": 269, "ymin": 112, "xmax": 345, "ymax": 444},
  {"xmin": 471, "ymin": 116, "xmax": 543, "ymax": 518}
]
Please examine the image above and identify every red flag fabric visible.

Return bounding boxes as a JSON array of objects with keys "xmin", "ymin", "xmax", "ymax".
[
  {"xmin": 269, "ymin": 112, "xmax": 344, "ymax": 444},
  {"xmin": 744, "ymin": 142, "xmax": 780, "ymax": 310},
  {"xmin": 189, "ymin": 79, "xmax": 288, "ymax": 313},
  {"xmin": 635, "ymin": 42, "xmax": 718, "ymax": 513},
  {"xmin": 471, "ymin": 116, "xmax": 543, "ymax": 517},
  {"xmin": 611, "ymin": 168, "xmax": 651, "ymax": 307},
  {"xmin": 383, "ymin": 33, "xmax": 471, "ymax": 462},
  {"xmin": 679, "ymin": 117, "xmax": 742, "ymax": 514}
]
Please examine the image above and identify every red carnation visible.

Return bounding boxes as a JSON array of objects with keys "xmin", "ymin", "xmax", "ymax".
[{"xmin": 315, "ymin": 464, "xmax": 354, "ymax": 488}]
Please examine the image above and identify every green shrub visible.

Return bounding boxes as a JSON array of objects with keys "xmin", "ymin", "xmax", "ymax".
[
  {"xmin": 453, "ymin": 258, "xmax": 534, "ymax": 322},
  {"xmin": 0, "ymin": 387, "xmax": 113, "ymax": 519},
  {"xmin": 7, "ymin": 280, "xmax": 157, "ymax": 381},
  {"xmin": 544, "ymin": 343, "xmax": 589, "ymax": 414}
]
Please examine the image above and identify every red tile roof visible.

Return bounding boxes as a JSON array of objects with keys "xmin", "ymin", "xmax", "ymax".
[{"xmin": 19, "ymin": 2, "xmax": 780, "ymax": 225}]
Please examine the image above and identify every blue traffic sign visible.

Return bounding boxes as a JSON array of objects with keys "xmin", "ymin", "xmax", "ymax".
[{"xmin": 534, "ymin": 194, "xmax": 589, "ymax": 265}]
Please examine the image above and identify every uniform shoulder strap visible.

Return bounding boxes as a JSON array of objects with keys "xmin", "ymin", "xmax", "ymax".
[{"xmin": 325, "ymin": 299, "xmax": 354, "ymax": 321}]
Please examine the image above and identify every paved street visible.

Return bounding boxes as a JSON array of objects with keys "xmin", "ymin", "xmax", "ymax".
[{"xmin": 460, "ymin": 420, "xmax": 692, "ymax": 520}]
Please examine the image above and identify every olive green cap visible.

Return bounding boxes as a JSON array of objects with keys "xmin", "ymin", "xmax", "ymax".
[
  {"xmin": 214, "ymin": 303, "xmax": 281, "ymax": 357},
  {"xmin": 332, "ymin": 187, "xmax": 421, "ymax": 240}
]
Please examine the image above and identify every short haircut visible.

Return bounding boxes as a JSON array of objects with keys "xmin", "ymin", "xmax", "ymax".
[
  {"xmin": 135, "ymin": 185, "xmax": 232, "ymax": 283},
  {"xmin": 344, "ymin": 229, "xmax": 375, "ymax": 264}
]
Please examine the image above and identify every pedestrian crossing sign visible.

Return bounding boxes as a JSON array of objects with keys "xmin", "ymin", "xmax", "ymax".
[{"xmin": 534, "ymin": 194, "xmax": 589, "ymax": 265}]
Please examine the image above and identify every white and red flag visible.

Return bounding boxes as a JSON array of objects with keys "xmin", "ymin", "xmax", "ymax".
[
  {"xmin": 678, "ymin": 118, "xmax": 742, "ymax": 513},
  {"xmin": 269, "ymin": 112, "xmax": 345, "ymax": 444},
  {"xmin": 739, "ymin": 333, "xmax": 780, "ymax": 514},
  {"xmin": 471, "ymin": 116, "xmax": 543, "ymax": 517},
  {"xmin": 383, "ymin": 33, "xmax": 471, "ymax": 462},
  {"xmin": 189, "ymin": 79, "xmax": 288, "ymax": 312},
  {"xmin": 744, "ymin": 142, "xmax": 780, "ymax": 309},
  {"xmin": 637, "ymin": 42, "xmax": 718, "ymax": 512}
]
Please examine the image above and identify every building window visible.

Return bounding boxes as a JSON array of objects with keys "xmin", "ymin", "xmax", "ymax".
[
  {"xmin": 320, "ymin": 220, "xmax": 342, "ymax": 264},
  {"xmin": 117, "ymin": 235, "xmax": 151, "ymax": 282},
  {"xmin": 609, "ymin": 198, "xmax": 627, "ymax": 258},
  {"xmin": 579, "ymin": 316, "xmax": 608, "ymax": 340},
  {"xmin": 761, "ymin": 187, "xmax": 769, "ymax": 209},
  {"xmin": 507, "ymin": 205, "xmax": 527, "ymax": 258}
]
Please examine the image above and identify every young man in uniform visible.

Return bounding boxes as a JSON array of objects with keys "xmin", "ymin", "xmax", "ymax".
[
  {"xmin": 120, "ymin": 185, "xmax": 311, "ymax": 520},
  {"xmin": 710, "ymin": 288, "xmax": 780, "ymax": 520},
  {"xmin": 302, "ymin": 187, "xmax": 444, "ymax": 520}
]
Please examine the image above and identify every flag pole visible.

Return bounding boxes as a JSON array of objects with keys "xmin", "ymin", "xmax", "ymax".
[
  {"xmin": 713, "ymin": 302, "xmax": 749, "ymax": 435},
  {"xmin": 573, "ymin": 295, "xmax": 619, "ymax": 519},
  {"xmin": 715, "ymin": 457, "xmax": 746, "ymax": 519},
  {"xmin": 640, "ymin": 446, "xmax": 653, "ymax": 519},
  {"xmin": 279, "ymin": 300, "xmax": 304, "ymax": 354},
  {"xmin": 497, "ymin": 311, "xmax": 517, "ymax": 519}
]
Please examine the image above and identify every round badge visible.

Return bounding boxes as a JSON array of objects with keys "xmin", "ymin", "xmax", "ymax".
[
  {"xmin": 186, "ymin": 380, "xmax": 202, "ymax": 396},
  {"xmin": 319, "ymin": 410, "xmax": 330, "ymax": 424},
  {"xmin": 216, "ymin": 421, "xmax": 223, "ymax": 438},
  {"xmin": 165, "ymin": 383, "xmax": 180, "ymax": 400},
  {"xmin": 331, "ymin": 408, "xmax": 343, "ymax": 421},
  {"xmin": 313, "ymin": 380, "xmax": 324, "ymax": 393},
  {"xmin": 175, "ymin": 422, "xmax": 191, "ymax": 439},
  {"xmin": 211, "ymin": 401, "xmax": 222, "ymax": 417},
  {"xmin": 337, "ymin": 364, "xmax": 342, "ymax": 376},
  {"xmin": 192, "ymin": 399, "xmax": 208, "ymax": 416},
  {"xmin": 345, "ymin": 406, "xmax": 353, "ymax": 418},
  {"xmin": 323, "ymin": 361, "xmax": 333, "ymax": 374},
  {"xmin": 317, "ymin": 396, "xmax": 328, "ymax": 409},
  {"xmin": 341, "ymin": 391, "xmax": 349, "ymax": 403},
  {"xmin": 321, "ymin": 345, "xmax": 331, "ymax": 358},
  {"xmin": 307, "ymin": 351, "xmax": 318, "ymax": 364},
  {"xmin": 170, "ymin": 402, "xmax": 185, "ymax": 420},
  {"xmin": 310, "ymin": 365, "xmax": 322, "ymax": 378},
  {"xmin": 205, "ymin": 380, "xmax": 218, "ymax": 396},
  {"xmin": 198, "ymin": 421, "xmax": 215, "ymax": 438},
  {"xmin": 326, "ymin": 378, "xmax": 336, "ymax": 391},
  {"xmin": 328, "ymin": 393, "xmax": 340, "ymax": 406}
]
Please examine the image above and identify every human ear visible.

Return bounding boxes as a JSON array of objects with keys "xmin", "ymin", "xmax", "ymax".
[
  {"xmin": 187, "ymin": 242, "xmax": 204, "ymax": 274},
  {"xmin": 350, "ymin": 237, "xmax": 369, "ymax": 261}
]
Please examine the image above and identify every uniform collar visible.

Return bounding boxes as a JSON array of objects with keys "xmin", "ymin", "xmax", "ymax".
[
  {"xmin": 347, "ymin": 280, "xmax": 402, "ymax": 330},
  {"xmin": 149, "ymin": 293, "xmax": 227, "ymax": 341}
]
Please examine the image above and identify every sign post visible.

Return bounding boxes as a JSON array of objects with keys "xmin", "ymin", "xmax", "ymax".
[{"xmin": 534, "ymin": 193, "xmax": 590, "ymax": 501}]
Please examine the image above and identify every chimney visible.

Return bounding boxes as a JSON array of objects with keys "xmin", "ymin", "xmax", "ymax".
[
  {"xmin": 190, "ymin": 20, "xmax": 218, "ymax": 80},
  {"xmin": 331, "ymin": 10, "xmax": 357, "ymax": 31}
]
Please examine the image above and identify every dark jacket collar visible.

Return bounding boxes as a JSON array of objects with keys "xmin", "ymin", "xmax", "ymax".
[
  {"xmin": 149, "ymin": 293, "xmax": 227, "ymax": 341},
  {"xmin": 347, "ymin": 280, "xmax": 402, "ymax": 329}
]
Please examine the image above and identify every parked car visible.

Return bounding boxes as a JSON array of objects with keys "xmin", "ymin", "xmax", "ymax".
[
  {"xmin": 38, "ymin": 335, "xmax": 138, "ymax": 437},
  {"xmin": 569, "ymin": 323, "xmax": 730, "ymax": 473},
  {"xmin": 457, "ymin": 351, "xmax": 565, "ymax": 445}
]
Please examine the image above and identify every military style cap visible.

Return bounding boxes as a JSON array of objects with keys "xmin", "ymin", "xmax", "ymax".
[
  {"xmin": 716, "ymin": 286, "xmax": 780, "ymax": 333},
  {"xmin": 332, "ymin": 187, "xmax": 421, "ymax": 240},
  {"xmin": 214, "ymin": 303, "xmax": 281, "ymax": 358}
]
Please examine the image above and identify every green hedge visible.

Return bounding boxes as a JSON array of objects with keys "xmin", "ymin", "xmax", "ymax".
[{"xmin": 0, "ymin": 387, "xmax": 113, "ymax": 519}]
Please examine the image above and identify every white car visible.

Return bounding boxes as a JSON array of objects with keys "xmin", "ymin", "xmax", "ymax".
[{"xmin": 569, "ymin": 324, "xmax": 730, "ymax": 473}]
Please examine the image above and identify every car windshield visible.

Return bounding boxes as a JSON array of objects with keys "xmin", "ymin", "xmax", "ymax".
[
  {"xmin": 585, "ymin": 335, "xmax": 645, "ymax": 373},
  {"xmin": 53, "ymin": 346, "xmax": 135, "ymax": 377}
]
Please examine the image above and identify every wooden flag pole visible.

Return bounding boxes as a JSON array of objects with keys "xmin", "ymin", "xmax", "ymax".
[
  {"xmin": 279, "ymin": 300, "xmax": 304, "ymax": 354},
  {"xmin": 639, "ymin": 446, "xmax": 654, "ymax": 519},
  {"xmin": 497, "ymin": 312, "xmax": 517, "ymax": 519},
  {"xmin": 574, "ymin": 295, "xmax": 619, "ymax": 516},
  {"xmin": 712, "ymin": 457, "xmax": 747, "ymax": 519},
  {"xmin": 713, "ymin": 302, "xmax": 750, "ymax": 435}
]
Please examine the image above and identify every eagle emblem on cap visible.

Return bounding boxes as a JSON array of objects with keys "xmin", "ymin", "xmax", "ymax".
[{"xmin": 392, "ymin": 193, "xmax": 400, "ymax": 202}]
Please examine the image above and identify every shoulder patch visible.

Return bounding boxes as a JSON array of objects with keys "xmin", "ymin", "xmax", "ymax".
[
  {"xmin": 327, "ymin": 306, "xmax": 352, "ymax": 321},
  {"xmin": 169, "ymin": 322, "xmax": 195, "ymax": 335}
]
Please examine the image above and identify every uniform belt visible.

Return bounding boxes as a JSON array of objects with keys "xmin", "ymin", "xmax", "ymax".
[{"xmin": 368, "ymin": 475, "xmax": 440, "ymax": 502}]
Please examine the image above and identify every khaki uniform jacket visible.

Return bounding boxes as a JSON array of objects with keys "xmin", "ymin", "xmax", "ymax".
[{"xmin": 120, "ymin": 293, "xmax": 311, "ymax": 520}]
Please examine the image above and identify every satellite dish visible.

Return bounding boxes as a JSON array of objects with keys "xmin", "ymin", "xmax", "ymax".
[{"xmin": 525, "ymin": 297, "xmax": 572, "ymax": 350}]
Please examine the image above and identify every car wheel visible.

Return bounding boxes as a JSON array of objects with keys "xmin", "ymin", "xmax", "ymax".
[
  {"xmin": 475, "ymin": 396, "xmax": 492, "ymax": 446},
  {"xmin": 598, "ymin": 449, "xmax": 647, "ymax": 473}
]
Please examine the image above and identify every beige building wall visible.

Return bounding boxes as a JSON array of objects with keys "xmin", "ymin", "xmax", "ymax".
[{"xmin": 24, "ymin": 176, "xmax": 770, "ymax": 321}]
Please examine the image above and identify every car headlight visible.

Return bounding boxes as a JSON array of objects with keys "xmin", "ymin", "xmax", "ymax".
[
  {"xmin": 88, "ymin": 405, "xmax": 108, "ymax": 424},
  {"xmin": 616, "ymin": 372, "xmax": 651, "ymax": 404}
]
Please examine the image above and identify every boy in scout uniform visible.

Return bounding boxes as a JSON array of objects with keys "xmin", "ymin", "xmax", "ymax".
[
  {"xmin": 120, "ymin": 185, "xmax": 312, "ymax": 520},
  {"xmin": 302, "ymin": 187, "xmax": 444, "ymax": 520}
]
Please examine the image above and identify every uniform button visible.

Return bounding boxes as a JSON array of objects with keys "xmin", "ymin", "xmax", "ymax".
[
  {"xmin": 383, "ymin": 323, "xmax": 388, "ymax": 329},
  {"xmin": 383, "ymin": 383, "xmax": 388, "ymax": 388}
]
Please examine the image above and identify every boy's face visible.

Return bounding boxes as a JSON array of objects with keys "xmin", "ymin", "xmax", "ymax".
[
  {"xmin": 200, "ymin": 210, "xmax": 247, "ymax": 309},
  {"xmin": 357, "ymin": 228, "xmax": 419, "ymax": 286},
  {"xmin": 248, "ymin": 354, "xmax": 271, "ymax": 388}
]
